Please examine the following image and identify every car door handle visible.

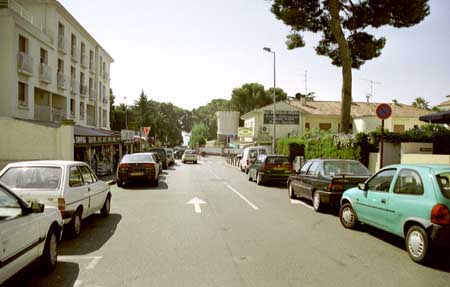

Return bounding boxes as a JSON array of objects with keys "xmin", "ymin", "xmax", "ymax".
[{"xmin": 381, "ymin": 198, "xmax": 386, "ymax": 204}]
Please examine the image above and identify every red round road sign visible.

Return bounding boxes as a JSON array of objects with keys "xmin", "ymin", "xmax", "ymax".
[{"xmin": 376, "ymin": 104, "xmax": 392, "ymax": 120}]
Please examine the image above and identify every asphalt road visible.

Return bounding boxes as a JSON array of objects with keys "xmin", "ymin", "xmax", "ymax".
[{"xmin": 5, "ymin": 156, "xmax": 450, "ymax": 287}]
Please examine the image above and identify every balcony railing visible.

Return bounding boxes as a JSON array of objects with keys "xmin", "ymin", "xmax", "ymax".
[
  {"xmin": 81, "ymin": 54, "xmax": 88, "ymax": 67},
  {"xmin": 80, "ymin": 110, "xmax": 85, "ymax": 120},
  {"xmin": 70, "ymin": 78, "xmax": 79, "ymax": 95},
  {"xmin": 34, "ymin": 104, "xmax": 51, "ymax": 122},
  {"xmin": 39, "ymin": 63, "xmax": 52, "ymax": 83},
  {"xmin": 87, "ymin": 113, "xmax": 95, "ymax": 126},
  {"xmin": 70, "ymin": 112, "xmax": 75, "ymax": 119},
  {"xmin": 57, "ymin": 72, "xmax": 67, "ymax": 90},
  {"xmin": 58, "ymin": 35, "xmax": 66, "ymax": 53},
  {"xmin": 17, "ymin": 52, "xmax": 33, "ymax": 75},
  {"xmin": 89, "ymin": 88, "xmax": 96, "ymax": 101},
  {"xmin": 80, "ymin": 85, "xmax": 88, "ymax": 96},
  {"xmin": 52, "ymin": 108, "xmax": 65, "ymax": 122},
  {"xmin": 71, "ymin": 47, "xmax": 79, "ymax": 62}
]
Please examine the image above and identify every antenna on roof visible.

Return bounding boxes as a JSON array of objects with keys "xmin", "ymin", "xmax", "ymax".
[{"xmin": 361, "ymin": 78, "xmax": 381, "ymax": 103}]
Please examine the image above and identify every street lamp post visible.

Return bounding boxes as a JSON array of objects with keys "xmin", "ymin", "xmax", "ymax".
[
  {"xmin": 263, "ymin": 47, "xmax": 276, "ymax": 153},
  {"xmin": 124, "ymin": 96, "xmax": 128, "ymax": 130}
]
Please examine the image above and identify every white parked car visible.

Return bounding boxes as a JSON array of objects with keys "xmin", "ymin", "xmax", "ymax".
[
  {"xmin": 0, "ymin": 161, "xmax": 111, "ymax": 238},
  {"xmin": 0, "ymin": 182, "xmax": 63, "ymax": 284},
  {"xmin": 182, "ymin": 150, "xmax": 198, "ymax": 164},
  {"xmin": 240, "ymin": 147, "xmax": 268, "ymax": 173}
]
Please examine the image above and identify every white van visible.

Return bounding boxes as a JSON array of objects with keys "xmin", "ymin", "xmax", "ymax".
[{"xmin": 239, "ymin": 147, "xmax": 268, "ymax": 173}]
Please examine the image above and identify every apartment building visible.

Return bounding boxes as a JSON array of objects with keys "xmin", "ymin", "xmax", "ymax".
[{"xmin": 0, "ymin": 0, "xmax": 113, "ymax": 129}]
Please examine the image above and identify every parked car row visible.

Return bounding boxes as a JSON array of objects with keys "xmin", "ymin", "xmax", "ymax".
[
  {"xmin": 0, "ymin": 160, "xmax": 112, "ymax": 284},
  {"xmin": 235, "ymin": 151, "xmax": 450, "ymax": 264}
]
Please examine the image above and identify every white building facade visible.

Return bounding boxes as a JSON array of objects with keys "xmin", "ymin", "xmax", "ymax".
[{"xmin": 0, "ymin": 0, "xmax": 113, "ymax": 129}]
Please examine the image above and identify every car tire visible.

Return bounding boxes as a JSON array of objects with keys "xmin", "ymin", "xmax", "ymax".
[
  {"xmin": 256, "ymin": 173, "xmax": 263, "ymax": 185},
  {"xmin": 68, "ymin": 209, "xmax": 82, "ymax": 238},
  {"xmin": 312, "ymin": 191, "xmax": 322, "ymax": 212},
  {"xmin": 339, "ymin": 203, "xmax": 358, "ymax": 229},
  {"xmin": 100, "ymin": 194, "xmax": 111, "ymax": 217},
  {"xmin": 406, "ymin": 225, "xmax": 431, "ymax": 264},
  {"xmin": 194, "ymin": 161, "xmax": 197, "ymax": 164},
  {"xmin": 248, "ymin": 172, "xmax": 253, "ymax": 181},
  {"xmin": 41, "ymin": 225, "xmax": 59, "ymax": 273},
  {"xmin": 117, "ymin": 180, "xmax": 123, "ymax": 188},
  {"xmin": 288, "ymin": 182, "xmax": 296, "ymax": 199},
  {"xmin": 240, "ymin": 166, "xmax": 244, "ymax": 172}
]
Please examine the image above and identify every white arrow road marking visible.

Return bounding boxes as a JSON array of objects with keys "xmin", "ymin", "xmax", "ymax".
[
  {"xmin": 224, "ymin": 183, "xmax": 259, "ymax": 210},
  {"xmin": 187, "ymin": 197, "xmax": 206, "ymax": 213},
  {"xmin": 290, "ymin": 199, "xmax": 313, "ymax": 209},
  {"xmin": 58, "ymin": 255, "xmax": 103, "ymax": 270}
]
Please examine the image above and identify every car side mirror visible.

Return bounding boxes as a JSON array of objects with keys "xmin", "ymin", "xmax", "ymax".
[
  {"xmin": 26, "ymin": 201, "xmax": 45, "ymax": 214},
  {"xmin": 358, "ymin": 183, "xmax": 367, "ymax": 191}
]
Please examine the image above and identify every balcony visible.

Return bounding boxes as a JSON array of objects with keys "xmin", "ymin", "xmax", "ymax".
[
  {"xmin": 70, "ymin": 78, "xmax": 79, "ymax": 95},
  {"xmin": 17, "ymin": 52, "xmax": 33, "ymax": 76},
  {"xmin": 80, "ymin": 85, "xmax": 88, "ymax": 97},
  {"xmin": 89, "ymin": 88, "xmax": 96, "ymax": 101},
  {"xmin": 34, "ymin": 104, "xmax": 66, "ymax": 122},
  {"xmin": 57, "ymin": 72, "xmax": 67, "ymax": 90},
  {"xmin": 71, "ymin": 47, "xmax": 79, "ymax": 63},
  {"xmin": 58, "ymin": 35, "xmax": 66, "ymax": 53},
  {"xmin": 39, "ymin": 63, "xmax": 52, "ymax": 83},
  {"xmin": 70, "ymin": 112, "xmax": 75, "ymax": 119}
]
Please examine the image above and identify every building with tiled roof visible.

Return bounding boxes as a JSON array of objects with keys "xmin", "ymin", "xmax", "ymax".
[
  {"xmin": 437, "ymin": 95, "xmax": 450, "ymax": 111},
  {"xmin": 240, "ymin": 99, "xmax": 431, "ymax": 145}
]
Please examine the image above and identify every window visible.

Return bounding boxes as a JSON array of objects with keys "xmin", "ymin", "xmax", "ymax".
[
  {"xmin": 394, "ymin": 169, "xmax": 424, "ymax": 195},
  {"xmin": 323, "ymin": 161, "xmax": 371, "ymax": 177},
  {"xmin": 266, "ymin": 156, "xmax": 290, "ymax": 165},
  {"xmin": 70, "ymin": 99, "xmax": 75, "ymax": 114},
  {"xmin": 79, "ymin": 166, "xmax": 94, "ymax": 184},
  {"xmin": 80, "ymin": 102, "xmax": 85, "ymax": 117},
  {"xmin": 0, "ymin": 167, "xmax": 62, "ymax": 189},
  {"xmin": 58, "ymin": 22, "xmax": 64, "ymax": 37},
  {"xmin": 19, "ymin": 35, "xmax": 28, "ymax": 53},
  {"xmin": 69, "ymin": 167, "xmax": 84, "ymax": 187},
  {"xmin": 71, "ymin": 33, "xmax": 77, "ymax": 53},
  {"xmin": 81, "ymin": 42, "xmax": 85, "ymax": 56},
  {"xmin": 40, "ymin": 48, "xmax": 48, "ymax": 64},
  {"xmin": 89, "ymin": 50, "xmax": 94, "ymax": 67},
  {"xmin": 436, "ymin": 172, "xmax": 450, "ymax": 199},
  {"xmin": 0, "ymin": 186, "xmax": 21, "ymax": 220},
  {"xmin": 18, "ymin": 82, "xmax": 27, "ymax": 105},
  {"xmin": 307, "ymin": 161, "xmax": 320, "ymax": 176},
  {"xmin": 393, "ymin": 124, "xmax": 405, "ymax": 133},
  {"xmin": 300, "ymin": 161, "xmax": 312, "ymax": 175},
  {"xmin": 58, "ymin": 59, "xmax": 64, "ymax": 73},
  {"xmin": 367, "ymin": 169, "xmax": 396, "ymax": 192},
  {"xmin": 319, "ymin": 123, "xmax": 332, "ymax": 131},
  {"xmin": 305, "ymin": 122, "xmax": 310, "ymax": 130},
  {"xmin": 80, "ymin": 72, "xmax": 85, "ymax": 86},
  {"xmin": 100, "ymin": 56, "xmax": 103, "ymax": 75}
]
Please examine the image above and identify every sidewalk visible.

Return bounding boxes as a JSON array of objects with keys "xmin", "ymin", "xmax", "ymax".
[{"xmin": 98, "ymin": 173, "xmax": 117, "ymax": 185}]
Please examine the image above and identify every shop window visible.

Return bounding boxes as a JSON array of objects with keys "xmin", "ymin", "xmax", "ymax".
[
  {"xmin": 19, "ymin": 35, "xmax": 28, "ymax": 53},
  {"xmin": 40, "ymin": 48, "xmax": 48, "ymax": 64},
  {"xmin": 18, "ymin": 82, "xmax": 28, "ymax": 106},
  {"xmin": 394, "ymin": 124, "xmax": 405, "ymax": 133},
  {"xmin": 319, "ymin": 123, "xmax": 332, "ymax": 131},
  {"xmin": 305, "ymin": 122, "xmax": 310, "ymax": 130}
]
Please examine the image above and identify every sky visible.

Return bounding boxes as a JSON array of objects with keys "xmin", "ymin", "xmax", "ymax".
[{"xmin": 59, "ymin": 0, "xmax": 450, "ymax": 110}]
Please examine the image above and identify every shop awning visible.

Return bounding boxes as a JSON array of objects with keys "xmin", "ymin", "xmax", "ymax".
[
  {"xmin": 74, "ymin": 125, "xmax": 121, "ymax": 145},
  {"xmin": 419, "ymin": 110, "xmax": 450, "ymax": 124},
  {"xmin": 74, "ymin": 125, "xmax": 120, "ymax": 137}
]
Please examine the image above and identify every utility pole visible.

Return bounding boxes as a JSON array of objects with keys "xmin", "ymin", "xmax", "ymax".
[
  {"xmin": 124, "ymin": 96, "xmax": 128, "ymax": 130},
  {"xmin": 304, "ymin": 70, "xmax": 308, "ymax": 95}
]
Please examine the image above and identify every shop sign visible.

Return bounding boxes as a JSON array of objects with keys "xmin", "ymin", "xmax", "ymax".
[
  {"xmin": 121, "ymin": 130, "xmax": 136, "ymax": 140},
  {"xmin": 263, "ymin": 110, "xmax": 300, "ymax": 125},
  {"xmin": 75, "ymin": 136, "xmax": 87, "ymax": 144},
  {"xmin": 238, "ymin": 127, "xmax": 254, "ymax": 137}
]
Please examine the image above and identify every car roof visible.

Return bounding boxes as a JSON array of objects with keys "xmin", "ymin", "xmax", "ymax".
[
  {"xmin": 4, "ymin": 160, "xmax": 87, "ymax": 168},
  {"xmin": 309, "ymin": 159, "xmax": 361, "ymax": 163},
  {"xmin": 384, "ymin": 164, "xmax": 450, "ymax": 171}
]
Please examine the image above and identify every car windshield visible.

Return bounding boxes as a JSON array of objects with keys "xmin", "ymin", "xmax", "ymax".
[
  {"xmin": 249, "ymin": 149, "xmax": 267, "ymax": 159},
  {"xmin": 0, "ymin": 167, "xmax": 62, "ymax": 189},
  {"xmin": 436, "ymin": 172, "xmax": 450, "ymax": 199},
  {"xmin": 266, "ymin": 157, "xmax": 290, "ymax": 164},
  {"xmin": 185, "ymin": 150, "xmax": 196, "ymax": 155},
  {"xmin": 122, "ymin": 154, "xmax": 154, "ymax": 163},
  {"xmin": 323, "ymin": 161, "xmax": 371, "ymax": 177}
]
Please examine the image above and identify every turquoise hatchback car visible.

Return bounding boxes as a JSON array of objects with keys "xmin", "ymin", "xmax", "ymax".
[{"xmin": 339, "ymin": 164, "xmax": 450, "ymax": 263}]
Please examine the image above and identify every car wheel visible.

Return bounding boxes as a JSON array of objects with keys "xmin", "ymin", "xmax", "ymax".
[
  {"xmin": 248, "ymin": 172, "xmax": 253, "ymax": 181},
  {"xmin": 406, "ymin": 225, "xmax": 430, "ymax": 263},
  {"xmin": 288, "ymin": 182, "xmax": 296, "ymax": 199},
  {"xmin": 256, "ymin": 173, "xmax": 263, "ymax": 185},
  {"xmin": 117, "ymin": 180, "xmax": 123, "ymax": 187},
  {"xmin": 312, "ymin": 191, "xmax": 322, "ymax": 212},
  {"xmin": 41, "ymin": 225, "xmax": 59, "ymax": 273},
  {"xmin": 339, "ymin": 203, "xmax": 358, "ymax": 229},
  {"xmin": 240, "ymin": 166, "xmax": 244, "ymax": 172},
  {"xmin": 194, "ymin": 161, "xmax": 197, "ymax": 164},
  {"xmin": 100, "ymin": 194, "xmax": 111, "ymax": 217},
  {"xmin": 68, "ymin": 209, "xmax": 82, "ymax": 238}
]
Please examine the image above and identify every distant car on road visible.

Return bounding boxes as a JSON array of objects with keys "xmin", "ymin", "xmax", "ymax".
[
  {"xmin": 240, "ymin": 147, "xmax": 268, "ymax": 173},
  {"xmin": 149, "ymin": 148, "xmax": 169, "ymax": 169},
  {"xmin": 165, "ymin": 148, "xmax": 175, "ymax": 165},
  {"xmin": 0, "ymin": 182, "xmax": 64, "ymax": 284},
  {"xmin": 288, "ymin": 159, "xmax": 371, "ymax": 212},
  {"xmin": 248, "ymin": 155, "xmax": 292, "ymax": 185},
  {"xmin": 340, "ymin": 164, "xmax": 450, "ymax": 264},
  {"xmin": 182, "ymin": 150, "xmax": 198, "ymax": 164},
  {"xmin": 117, "ymin": 153, "xmax": 160, "ymax": 187},
  {"xmin": 0, "ymin": 161, "xmax": 111, "ymax": 238}
]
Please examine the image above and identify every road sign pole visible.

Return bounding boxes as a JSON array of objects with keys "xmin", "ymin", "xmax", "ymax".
[{"xmin": 380, "ymin": 119, "xmax": 384, "ymax": 169}]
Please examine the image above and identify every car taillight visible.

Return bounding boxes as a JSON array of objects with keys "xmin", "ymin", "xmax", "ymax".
[
  {"xmin": 327, "ymin": 183, "xmax": 344, "ymax": 192},
  {"xmin": 431, "ymin": 204, "xmax": 450, "ymax": 225},
  {"xmin": 58, "ymin": 198, "xmax": 65, "ymax": 212},
  {"xmin": 119, "ymin": 163, "xmax": 129, "ymax": 170},
  {"xmin": 143, "ymin": 163, "xmax": 154, "ymax": 169},
  {"xmin": 262, "ymin": 164, "xmax": 268, "ymax": 171}
]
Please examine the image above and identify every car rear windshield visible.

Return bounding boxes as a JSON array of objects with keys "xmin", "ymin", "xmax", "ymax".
[
  {"xmin": 436, "ymin": 172, "xmax": 450, "ymax": 199},
  {"xmin": 0, "ymin": 167, "xmax": 62, "ymax": 189},
  {"xmin": 185, "ymin": 150, "xmax": 196, "ymax": 155},
  {"xmin": 249, "ymin": 149, "xmax": 267, "ymax": 159},
  {"xmin": 323, "ymin": 161, "xmax": 371, "ymax": 177},
  {"xmin": 266, "ymin": 157, "xmax": 290, "ymax": 164},
  {"xmin": 122, "ymin": 154, "xmax": 155, "ymax": 163}
]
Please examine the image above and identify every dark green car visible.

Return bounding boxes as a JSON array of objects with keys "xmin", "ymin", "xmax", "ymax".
[{"xmin": 248, "ymin": 155, "xmax": 292, "ymax": 185}]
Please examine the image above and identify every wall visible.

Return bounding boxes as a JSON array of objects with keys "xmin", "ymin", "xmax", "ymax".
[
  {"xmin": 303, "ymin": 115, "xmax": 340, "ymax": 132},
  {"xmin": 0, "ymin": 118, "xmax": 74, "ymax": 169},
  {"xmin": 401, "ymin": 154, "xmax": 450, "ymax": 164},
  {"xmin": 401, "ymin": 142, "xmax": 433, "ymax": 154},
  {"xmin": 368, "ymin": 152, "xmax": 380, "ymax": 173},
  {"xmin": 259, "ymin": 102, "xmax": 302, "ymax": 140},
  {"xmin": 353, "ymin": 116, "xmax": 425, "ymax": 133},
  {"xmin": 0, "ymin": 10, "xmax": 15, "ymax": 118}
]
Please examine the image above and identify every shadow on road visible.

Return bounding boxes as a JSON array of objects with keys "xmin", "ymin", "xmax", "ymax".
[
  {"xmin": 121, "ymin": 180, "xmax": 169, "ymax": 190},
  {"xmin": 60, "ymin": 213, "xmax": 122, "ymax": 255},
  {"xmin": 3, "ymin": 261, "xmax": 80, "ymax": 287}
]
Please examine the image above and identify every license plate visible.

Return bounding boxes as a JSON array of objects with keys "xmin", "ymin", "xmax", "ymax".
[
  {"xmin": 131, "ymin": 172, "xmax": 144, "ymax": 176},
  {"xmin": 273, "ymin": 168, "xmax": 285, "ymax": 171}
]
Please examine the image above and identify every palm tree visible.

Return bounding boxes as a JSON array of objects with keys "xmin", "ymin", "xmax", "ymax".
[{"xmin": 412, "ymin": 97, "xmax": 430, "ymax": 110}]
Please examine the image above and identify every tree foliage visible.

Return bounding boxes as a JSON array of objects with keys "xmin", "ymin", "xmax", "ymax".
[
  {"xmin": 269, "ymin": 0, "xmax": 430, "ymax": 133},
  {"xmin": 412, "ymin": 97, "xmax": 430, "ymax": 110},
  {"xmin": 230, "ymin": 83, "xmax": 287, "ymax": 115},
  {"xmin": 189, "ymin": 123, "xmax": 208, "ymax": 148}
]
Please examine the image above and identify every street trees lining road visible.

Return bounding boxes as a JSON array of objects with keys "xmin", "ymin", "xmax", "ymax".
[{"xmin": 269, "ymin": 0, "xmax": 430, "ymax": 133}]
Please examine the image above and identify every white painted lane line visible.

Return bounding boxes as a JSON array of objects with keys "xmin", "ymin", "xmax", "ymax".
[
  {"xmin": 58, "ymin": 255, "xmax": 103, "ymax": 270},
  {"xmin": 208, "ymin": 169, "xmax": 221, "ymax": 179},
  {"xmin": 290, "ymin": 199, "xmax": 313, "ymax": 209},
  {"xmin": 224, "ymin": 183, "xmax": 259, "ymax": 210},
  {"xmin": 86, "ymin": 256, "xmax": 102, "ymax": 270},
  {"xmin": 74, "ymin": 280, "xmax": 83, "ymax": 287}
]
